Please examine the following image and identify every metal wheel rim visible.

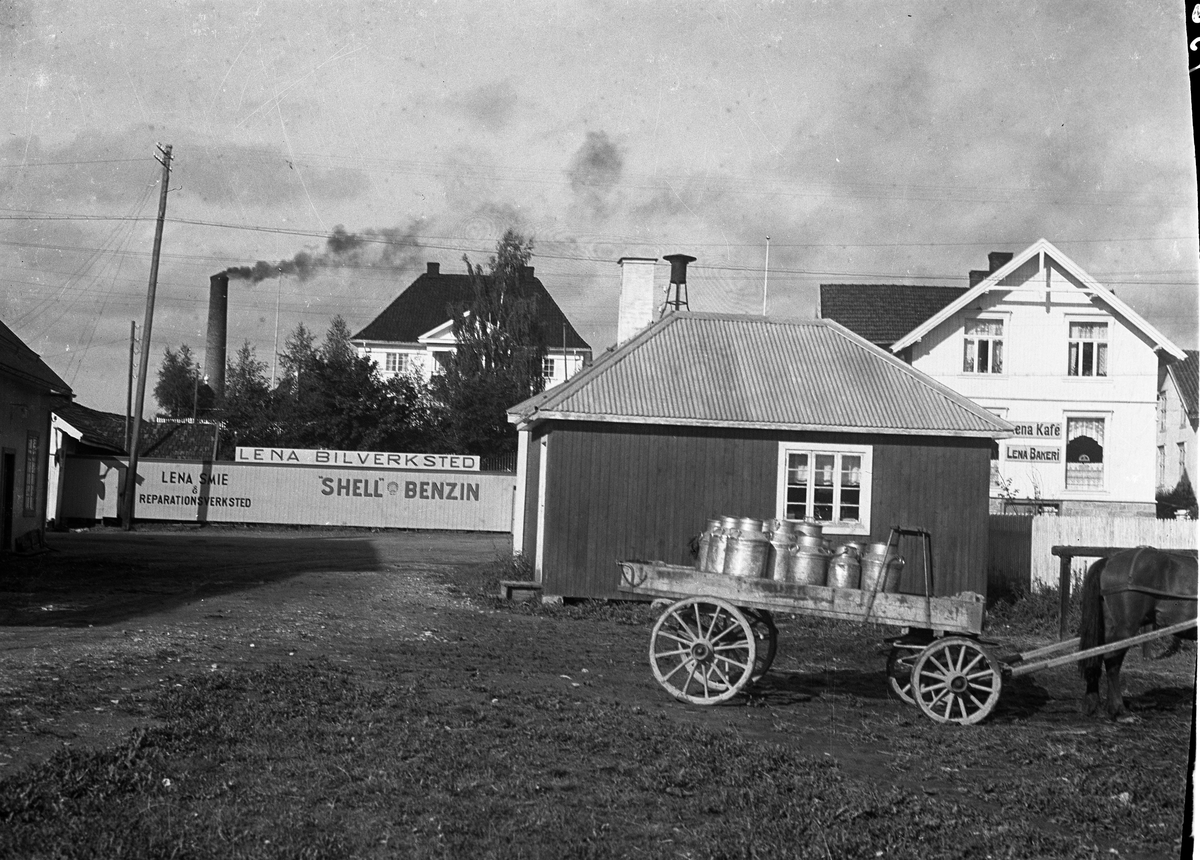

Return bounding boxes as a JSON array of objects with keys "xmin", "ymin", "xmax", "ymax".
[
  {"xmin": 886, "ymin": 645, "xmax": 924, "ymax": 705},
  {"xmin": 744, "ymin": 608, "xmax": 778, "ymax": 682},
  {"xmin": 910, "ymin": 637, "xmax": 1002, "ymax": 725},
  {"xmin": 649, "ymin": 597, "xmax": 757, "ymax": 705}
]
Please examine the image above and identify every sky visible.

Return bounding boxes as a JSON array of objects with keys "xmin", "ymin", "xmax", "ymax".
[{"xmin": 2, "ymin": 0, "xmax": 1198, "ymax": 415}]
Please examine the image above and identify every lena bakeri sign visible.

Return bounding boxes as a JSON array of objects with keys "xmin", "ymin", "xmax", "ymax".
[{"xmin": 235, "ymin": 447, "xmax": 480, "ymax": 471}]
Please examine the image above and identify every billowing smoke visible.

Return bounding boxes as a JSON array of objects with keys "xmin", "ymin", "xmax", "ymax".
[
  {"xmin": 224, "ymin": 223, "xmax": 424, "ymax": 282},
  {"xmin": 567, "ymin": 131, "xmax": 624, "ymax": 219}
]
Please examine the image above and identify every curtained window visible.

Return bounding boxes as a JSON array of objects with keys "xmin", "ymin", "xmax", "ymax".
[
  {"xmin": 1067, "ymin": 322, "xmax": 1108, "ymax": 377},
  {"xmin": 963, "ymin": 319, "xmax": 1004, "ymax": 374},
  {"xmin": 1065, "ymin": 417, "xmax": 1104, "ymax": 490}
]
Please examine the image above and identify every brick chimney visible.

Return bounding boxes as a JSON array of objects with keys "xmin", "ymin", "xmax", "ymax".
[
  {"xmin": 205, "ymin": 273, "xmax": 229, "ymax": 398},
  {"xmin": 426, "ymin": 262, "xmax": 440, "ymax": 275},
  {"xmin": 969, "ymin": 251, "xmax": 1015, "ymax": 287},
  {"xmin": 616, "ymin": 257, "xmax": 658, "ymax": 344}
]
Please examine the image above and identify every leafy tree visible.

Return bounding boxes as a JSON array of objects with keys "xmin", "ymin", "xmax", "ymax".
[
  {"xmin": 153, "ymin": 344, "xmax": 214, "ymax": 419},
  {"xmin": 1156, "ymin": 472, "xmax": 1197, "ymax": 519},
  {"xmin": 432, "ymin": 229, "xmax": 547, "ymax": 457},
  {"xmin": 217, "ymin": 341, "xmax": 276, "ymax": 456}
]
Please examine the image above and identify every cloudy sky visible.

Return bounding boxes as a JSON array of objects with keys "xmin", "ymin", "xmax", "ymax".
[{"xmin": 3, "ymin": 0, "xmax": 1197, "ymax": 414}]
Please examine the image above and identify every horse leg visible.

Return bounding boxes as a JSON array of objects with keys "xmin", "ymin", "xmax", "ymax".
[
  {"xmin": 1081, "ymin": 663, "xmax": 1102, "ymax": 716},
  {"xmin": 1103, "ymin": 648, "xmax": 1130, "ymax": 719}
]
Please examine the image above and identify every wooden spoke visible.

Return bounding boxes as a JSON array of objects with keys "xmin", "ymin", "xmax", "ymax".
[
  {"xmin": 910, "ymin": 637, "xmax": 1002, "ymax": 725},
  {"xmin": 649, "ymin": 597, "xmax": 757, "ymax": 705},
  {"xmin": 886, "ymin": 645, "xmax": 923, "ymax": 705}
]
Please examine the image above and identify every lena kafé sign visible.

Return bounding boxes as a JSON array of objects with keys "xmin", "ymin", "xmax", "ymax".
[
  {"xmin": 236, "ymin": 447, "xmax": 479, "ymax": 471},
  {"xmin": 1006, "ymin": 445, "xmax": 1061, "ymax": 463},
  {"xmin": 1010, "ymin": 422, "xmax": 1062, "ymax": 439}
]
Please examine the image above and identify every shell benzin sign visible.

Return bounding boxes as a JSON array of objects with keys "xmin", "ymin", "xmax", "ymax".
[{"xmin": 61, "ymin": 450, "xmax": 513, "ymax": 532}]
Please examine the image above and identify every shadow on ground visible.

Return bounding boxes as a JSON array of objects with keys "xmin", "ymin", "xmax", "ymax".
[{"xmin": 0, "ymin": 530, "xmax": 383, "ymax": 628}]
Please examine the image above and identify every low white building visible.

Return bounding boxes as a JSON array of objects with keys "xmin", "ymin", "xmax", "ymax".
[
  {"xmin": 821, "ymin": 238, "xmax": 1187, "ymax": 516},
  {"xmin": 1157, "ymin": 349, "xmax": 1198, "ymax": 494},
  {"xmin": 351, "ymin": 262, "xmax": 591, "ymax": 388}
]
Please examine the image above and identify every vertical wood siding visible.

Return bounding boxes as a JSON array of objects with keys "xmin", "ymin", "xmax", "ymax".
[{"xmin": 536, "ymin": 422, "xmax": 992, "ymax": 600}]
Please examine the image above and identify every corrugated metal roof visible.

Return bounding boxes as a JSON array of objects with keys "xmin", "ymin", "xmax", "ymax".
[
  {"xmin": 509, "ymin": 313, "xmax": 1012, "ymax": 438},
  {"xmin": 1169, "ymin": 350, "xmax": 1199, "ymax": 430}
]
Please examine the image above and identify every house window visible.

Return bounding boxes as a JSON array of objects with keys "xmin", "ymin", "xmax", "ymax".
[
  {"xmin": 542, "ymin": 356, "xmax": 556, "ymax": 381},
  {"xmin": 1159, "ymin": 392, "xmax": 1167, "ymax": 431},
  {"xmin": 1067, "ymin": 322, "xmax": 1108, "ymax": 377},
  {"xmin": 384, "ymin": 352, "xmax": 409, "ymax": 374},
  {"xmin": 430, "ymin": 352, "xmax": 451, "ymax": 376},
  {"xmin": 1157, "ymin": 445, "xmax": 1165, "ymax": 489},
  {"xmin": 1179, "ymin": 442, "xmax": 1188, "ymax": 480},
  {"xmin": 1065, "ymin": 417, "xmax": 1104, "ymax": 490},
  {"xmin": 778, "ymin": 443, "xmax": 871, "ymax": 534},
  {"xmin": 963, "ymin": 319, "xmax": 1003, "ymax": 374},
  {"xmin": 23, "ymin": 431, "xmax": 39, "ymax": 517}
]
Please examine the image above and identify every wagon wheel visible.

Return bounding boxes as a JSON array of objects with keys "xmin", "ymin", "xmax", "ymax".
[
  {"xmin": 910, "ymin": 637, "xmax": 1002, "ymax": 725},
  {"xmin": 886, "ymin": 645, "xmax": 923, "ymax": 704},
  {"xmin": 649, "ymin": 597, "xmax": 758, "ymax": 705},
  {"xmin": 744, "ymin": 608, "xmax": 778, "ymax": 682}
]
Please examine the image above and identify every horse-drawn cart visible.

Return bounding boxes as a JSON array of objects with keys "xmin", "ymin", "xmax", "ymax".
[{"xmin": 617, "ymin": 528, "xmax": 1197, "ymax": 725}]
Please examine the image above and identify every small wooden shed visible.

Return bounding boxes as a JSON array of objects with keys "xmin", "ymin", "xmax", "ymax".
[{"xmin": 508, "ymin": 312, "xmax": 1013, "ymax": 601}]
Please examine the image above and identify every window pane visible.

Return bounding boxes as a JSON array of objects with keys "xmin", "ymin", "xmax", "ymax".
[
  {"xmin": 978, "ymin": 341, "xmax": 989, "ymax": 373},
  {"xmin": 966, "ymin": 319, "xmax": 1002, "ymax": 336},
  {"xmin": 992, "ymin": 340, "xmax": 1003, "ymax": 373},
  {"xmin": 963, "ymin": 340, "xmax": 975, "ymax": 373},
  {"xmin": 1067, "ymin": 342, "xmax": 1079, "ymax": 376},
  {"xmin": 1096, "ymin": 343, "xmax": 1107, "ymax": 377},
  {"xmin": 814, "ymin": 454, "xmax": 835, "ymax": 486},
  {"xmin": 841, "ymin": 455, "xmax": 861, "ymax": 487},
  {"xmin": 787, "ymin": 453, "xmax": 808, "ymax": 486}
]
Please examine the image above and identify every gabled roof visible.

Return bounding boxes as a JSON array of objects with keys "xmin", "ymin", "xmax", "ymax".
[
  {"xmin": 351, "ymin": 264, "xmax": 591, "ymax": 351},
  {"xmin": 0, "ymin": 316, "xmax": 72, "ymax": 396},
  {"xmin": 509, "ymin": 312, "xmax": 1013, "ymax": 438},
  {"xmin": 1167, "ymin": 350, "xmax": 1199, "ymax": 430},
  {"xmin": 54, "ymin": 402, "xmax": 220, "ymax": 459},
  {"xmin": 890, "ymin": 239, "xmax": 1187, "ymax": 360},
  {"xmin": 818, "ymin": 284, "xmax": 967, "ymax": 347}
]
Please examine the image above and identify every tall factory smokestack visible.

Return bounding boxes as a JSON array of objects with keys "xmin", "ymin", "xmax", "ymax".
[{"xmin": 205, "ymin": 273, "xmax": 229, "ymax": 399}]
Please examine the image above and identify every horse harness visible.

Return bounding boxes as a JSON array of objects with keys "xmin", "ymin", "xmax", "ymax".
[{"xmin": 1099, "ymin": 546, "xmax": 1199, "ymax": 601}]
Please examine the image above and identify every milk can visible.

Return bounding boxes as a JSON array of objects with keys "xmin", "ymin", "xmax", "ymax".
[
  {"xmin": 827, "ymin": 543, "xmax": 862, "ymax": 589},
  {"xmin": 859, "ymin": 543, "xmax": 892, "ymax": 593},
  {"xmin": 723, "ymin": 522, "xmax": 770, "ymax": 578},
  {"xmin": 695, "ymin": 518, "xmax": 722, "ymax": 571},
  {"xmin": 784, "ymin": 542, "xmax": 830, "ymax": 585},
  {"xmin": 707, "ymin": 515, "xmax": 740, "ymax": 574},
  {"xmin": 766, "ymin": 526, "xmax": 796, "ymax": 581}
]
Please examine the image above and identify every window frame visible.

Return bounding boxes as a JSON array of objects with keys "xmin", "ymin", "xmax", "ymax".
[
  {"xmin": 776, "ymin": 442, "xmax": 872, "ymax": 536},
  {"xmin": 23, "ymin": 431, "xmax": 39, "ymax": 517},
  {"xmin": 961, "ymin": 317, "xmax": 1005, "ymax": 375},
  {"xmin": 1064, "ymin": 414, "xmax": 1107, "ymax": 492},
  {"xmin": 1066, "ymin": 319, "xmax": 1109, "ymax": 379}
]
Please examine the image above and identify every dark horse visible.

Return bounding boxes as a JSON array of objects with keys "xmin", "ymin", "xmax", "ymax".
[{"xmin": 1079, "ymin": 547, "xmax": 1197, "ymax": 719}]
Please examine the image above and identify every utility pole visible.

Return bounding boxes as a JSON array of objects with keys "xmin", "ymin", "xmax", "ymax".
[
  {"xmin": 123, "ymin": 143, "xmax": 172, "ymax": 530},
  {"xmin": 125, "ymin": 321, "xmax": 136, "ymax": 451},
  {"xmin": 762, "ymin": 236, "xmax": 770, "ymax": 316}
]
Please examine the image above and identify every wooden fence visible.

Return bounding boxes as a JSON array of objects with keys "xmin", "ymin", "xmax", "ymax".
[{"xmin": 988, "ymin": 514, "xmax": 1198, "ymax": 592}]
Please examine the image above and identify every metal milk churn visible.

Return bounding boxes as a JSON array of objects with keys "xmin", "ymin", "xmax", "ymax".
[
  {"xmin": 707, "ymin": 515, "xmax": 740, "ymax": 574},
  {"xmin": 723, "ymin": 518, "xmax": 770, "ymax": 578},
  {"xmin": 785, "ymin": 534, "xmax": 831, "ymax": 585},
  {"xmin": 827, "ymin": 543, "xmax": 862, "ymax": 589},
  {"xmin": 696, "ymin": 518, "xmax": 722, "ymax": 571},
  {"xmin": 765, "ymin": 520, "xmax": 796, "ymax": 581}
]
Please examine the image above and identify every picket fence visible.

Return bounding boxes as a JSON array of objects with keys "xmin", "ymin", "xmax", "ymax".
[{"xmin": 988, "ymin": 514, "xmax": 1198, "ymax": 592}]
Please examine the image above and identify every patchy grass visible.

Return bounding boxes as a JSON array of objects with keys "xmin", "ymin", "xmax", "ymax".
[
  {"xmin": 986, "ymin": 581, "xmax": 1084, "ymax": 639},
  {"xmin": 1, "ymin": 658, "xmax": 1159, "ymax": 860}
]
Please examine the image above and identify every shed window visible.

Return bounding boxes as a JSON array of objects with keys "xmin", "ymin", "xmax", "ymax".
[
  {"xmin": 1067, "ymin": 322, "xmax": 1107, "ymax": 377},
  {"xmin": 963, "ymin": 319, "xmax": 1003, "ymax": 374},
  {"xmin": 777, "ymin": 443, "xmax": 871, "ymax": 535}
]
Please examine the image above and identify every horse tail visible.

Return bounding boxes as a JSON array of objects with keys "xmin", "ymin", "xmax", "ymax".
[{"xmin": 1078, "ymin": 556, "xmax": 1106, "ymax": 679}]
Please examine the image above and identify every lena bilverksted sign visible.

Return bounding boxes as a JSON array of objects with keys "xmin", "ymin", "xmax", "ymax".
[{"xmin": 235, "ymin": 447, "xmax": 479, "ymax": 471}]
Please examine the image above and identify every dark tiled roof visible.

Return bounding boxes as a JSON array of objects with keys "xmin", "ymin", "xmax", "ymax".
[
  {"xmin": 0, "ymin": 316, "xmax": 72, "ymax": 395},
  {"xmin": 818, "ymin": 284, "xmax": 967, "ymax": 347},
  {"xmin": 1170, "ymin": 350, "xmax": 1199, "ymax": 430},
  {"xmin": 55, "ymin": 402, "xmax": 219, "ymax": 459},
  {"xmin": 351, "ymin": 265, "xmax": 591, "ymax": 351},
  {"xmin": 510, "ymin": 313, "xmax": 1011, "ymax": 438}
]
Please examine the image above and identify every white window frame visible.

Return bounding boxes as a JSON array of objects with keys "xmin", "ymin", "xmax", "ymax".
[
  {"xmin": 776, "ymin": 442, "xmax": 872, "ymax": 536},
  {"xmin": 1064, "ymin": 414, "xmax": 1107, "ymax": 493},
  {"xmin": 1066, "ymin": 319, "xmax": 1109, "ymax": 378},
  {"xmin": 1178, "ymin": 442, "xmax": 1187, "ymax": 481},
  {"xmin": 962, "ymin": 317, "xmax": 1005, "ymax": 375},
  {"xmin": 384, "ymin": 352, "xmax": 410, "ymax": 375},
  {"xmin": 1157, "ymin": 445, "xmax": 1166, "ymax": 489}
]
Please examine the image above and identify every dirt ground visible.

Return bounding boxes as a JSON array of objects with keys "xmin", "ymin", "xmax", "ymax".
[{"xmin": 0, "ymin": 525, "xmax": 1195, "ymax": 853}]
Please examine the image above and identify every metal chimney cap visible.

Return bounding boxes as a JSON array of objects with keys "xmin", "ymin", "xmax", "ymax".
[{"xmin": 662, "ymin": 254, "xmax": 696, "ymax": 283}]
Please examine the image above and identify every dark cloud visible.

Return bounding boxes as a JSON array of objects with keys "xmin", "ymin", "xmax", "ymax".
[
  {"xmin": 449, "ymin": 81, "xmax": 519, "ymax": 132},
  {"xmin": 567, "ymin": 131, "xmax": 624, "ymax": 219},
  {"xmin": 223, "ymin": 222, "xmax": 426, "ymax": 283}
]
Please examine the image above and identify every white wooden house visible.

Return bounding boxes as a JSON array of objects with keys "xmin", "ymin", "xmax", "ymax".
[
  {"xmin": 1157, "ymin": 349, "xmax": 1198, "ymax": 493},
  {"xmin": 351, "ymin": 262, "xmax": 591, "ymax": 388},
  {"xmin": 821, "ymin": 239, "xmax": 1187, "ymax": 516}
]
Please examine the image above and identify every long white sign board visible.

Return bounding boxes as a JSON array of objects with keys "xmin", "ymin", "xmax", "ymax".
[
  {"xmin": 235, "ymin": 447, "xmax": 479, "ymax": 471},
  {"xmin": 61, "ymin": 457, "xmax": 513, "ymax": 531}
]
